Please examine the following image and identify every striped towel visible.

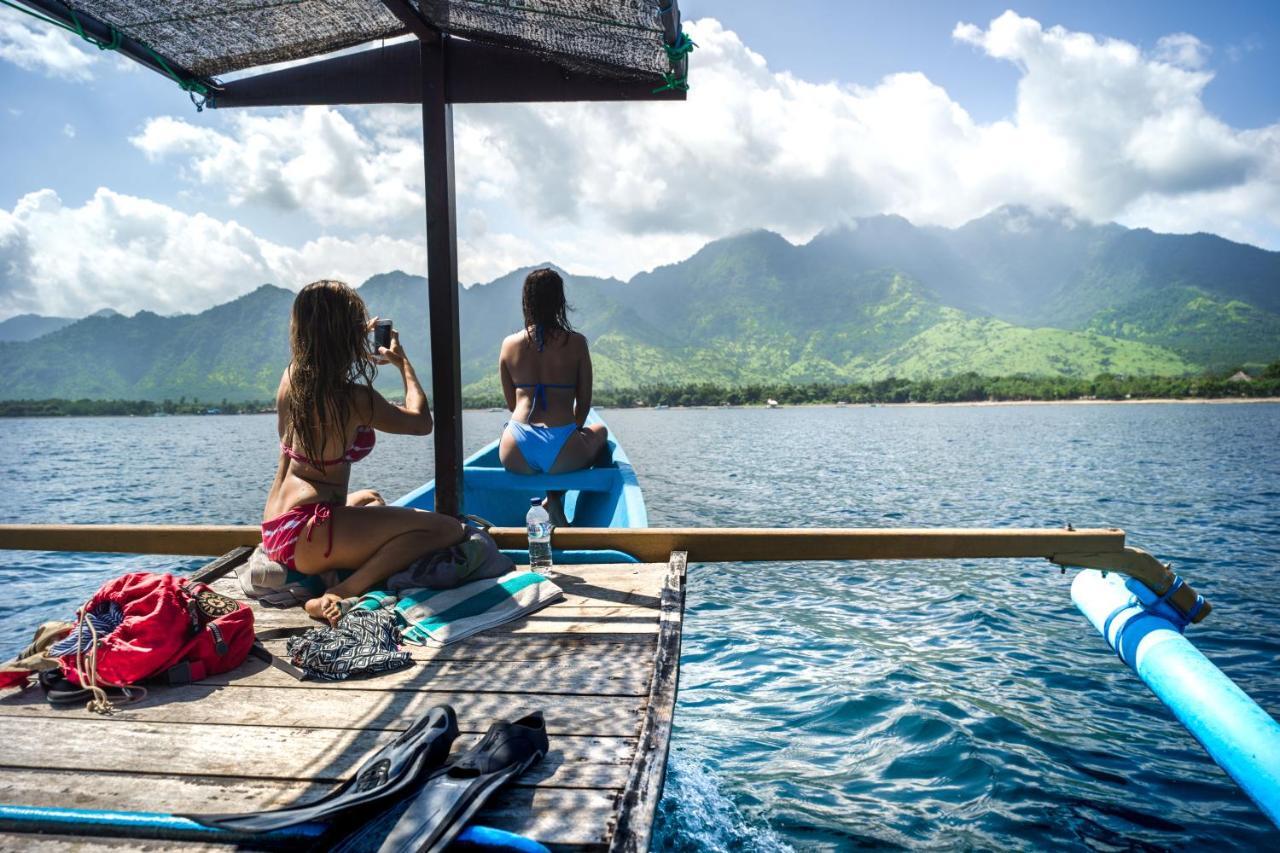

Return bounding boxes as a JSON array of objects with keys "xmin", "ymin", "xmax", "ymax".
[
  {"xmin": 355, "ymin": 571, "xmax": 562, "ymax": 647},
  {"xmin": 49, "ymin": 602, "xmax": 124, "ymax": 657}
]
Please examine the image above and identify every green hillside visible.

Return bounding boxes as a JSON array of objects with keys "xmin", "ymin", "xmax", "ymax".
[
  {"xmin": 860, "ymin": 315, "xmax": 1191, "ymax": 379},
  {"xmin": 1086, "ymin": 286, "xmax": 1280, "ymax": 367},
  {"xmin": 0, "ymin": 211, "xmax": 1275, "ymax": 402}
]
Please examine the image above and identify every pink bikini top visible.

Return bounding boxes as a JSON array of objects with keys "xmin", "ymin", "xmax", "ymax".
[{"xmin": 281, "ymin": 425, "xmax": 376, "ymax": 467}]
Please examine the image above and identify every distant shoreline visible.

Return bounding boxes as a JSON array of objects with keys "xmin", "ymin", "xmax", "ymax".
[
  {"xmin": 804, "ymin": 396, "xmax": 1280, "ymax": 408},
  {"xmin": 590, "ymin": 397, "xmax": 1280, "ymax": 410},
  {"xmin": 2, "ymin": 395, "xmax": 1278, "ymax": 417}
]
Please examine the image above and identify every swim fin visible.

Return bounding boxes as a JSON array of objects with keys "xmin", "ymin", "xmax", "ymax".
[
  {"xmin": 332, "ymin": 711, "xmax": 549, "ymax": 853},
  {"xmin": 187, "ymin": 704, "xmax": 459, "ymax": 834}
]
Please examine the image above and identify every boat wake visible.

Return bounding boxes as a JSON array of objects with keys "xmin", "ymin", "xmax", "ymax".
[{"xmin": 653, "ymin": 747, "xmax": 793, "ymax": 853}]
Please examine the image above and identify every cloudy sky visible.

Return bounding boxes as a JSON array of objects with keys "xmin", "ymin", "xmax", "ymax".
[{"xmin": 1, "ymin": 1, "xmax": 1277, "ymax": 320}]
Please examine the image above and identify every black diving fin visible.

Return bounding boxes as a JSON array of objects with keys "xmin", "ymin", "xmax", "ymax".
[
  {"xmin": 186, "ymin": 704, "xmax": 460, "ymax": 834},
  {"xmin": 332, "ymin": 711, "xmax": 549, "ymax": 853}
]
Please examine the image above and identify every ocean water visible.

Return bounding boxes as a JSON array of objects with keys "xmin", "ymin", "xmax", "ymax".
[{"xmin": 3, "ymin": 403, "xmax": 1279, "ymax": 849}]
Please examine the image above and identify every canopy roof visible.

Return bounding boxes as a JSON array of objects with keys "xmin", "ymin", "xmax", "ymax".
[{"xmin": 46, "ymin": 0, "xmax": 675, "ymax": 82}]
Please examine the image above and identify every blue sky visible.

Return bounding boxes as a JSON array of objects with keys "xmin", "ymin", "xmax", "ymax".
[
  {"xmin": 680, "ymin": 1, "xmax": 1279, "ymax": 127},
  {"xmin": 1, "ymin": 2, "xmax": 1278, "ymax": 319}
]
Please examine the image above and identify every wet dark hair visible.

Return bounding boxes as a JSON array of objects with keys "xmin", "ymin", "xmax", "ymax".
[
  {"xmin": 286, "ymin": 280, "xmax": 376, "ymax": 471},
  {"xmin": 522, "ymin": 268, "xmax": 573, "ymax": 347}
]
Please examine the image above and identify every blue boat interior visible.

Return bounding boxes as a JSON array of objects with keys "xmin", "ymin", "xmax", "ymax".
[{"xmin": 395, "ymin": 410, "xmax": 646, "ymax": 564}]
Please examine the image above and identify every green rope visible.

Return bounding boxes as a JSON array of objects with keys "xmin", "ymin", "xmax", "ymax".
[
  {"xmin": 653, "ymin": 24, "xmax": 694, "ymax": 93},
  {"xmin": 664, "ymin": 30, "xmax": 696, "ymax": 63},
  {"xmin": 137, "ymin": 39, "xmax": 208, "ymax": 96},
  {"xmin": 0, "ymin": 0, "xmax": 208, "ymax": 98},
  {"xmin": 651, "ymin": 70, "xmax": 688, "ymax": 94}
]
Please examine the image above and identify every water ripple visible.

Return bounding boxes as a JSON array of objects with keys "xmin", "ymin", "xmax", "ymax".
[{"xmin": 2, "ymin": 405, "xmax": 1279, "ymax": 848}]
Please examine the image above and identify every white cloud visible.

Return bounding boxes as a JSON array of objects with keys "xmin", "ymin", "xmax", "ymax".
[
  {"xmin": 131, "ymin": 109, "xmax": 424, "ymax": 228},
  {"xmin": 952, "ymin": 12, "xmax": 1276, "ymax": 242},
  {"xmin": 8, "ymin": 12, "xmax": 1279, "ymax": 319},
  {"xmin": 1154, "ymin": 33, "xmax": 1210, "ymax": 70},
  {"xmin": 61, "ymin": 122, "xmax": 74, "ymax": 138},
  {"xmin": 145, "ymin": 15, "xmax": 1279, "ymax": 268},
  {"xmin": 0, "ymin": 16, "xmax": 95, "ymax": 81},
  {"xmin": 0, "ymin": 188, "xmax": 428, "ymax": 318}
]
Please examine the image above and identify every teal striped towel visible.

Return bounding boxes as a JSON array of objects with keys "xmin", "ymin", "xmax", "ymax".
[{"xmin": 355, "ymin": 571, "xmax": 562, "ymax": 647}]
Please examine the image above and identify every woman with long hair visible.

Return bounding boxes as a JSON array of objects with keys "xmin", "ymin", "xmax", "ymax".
[
  {"xmin": 498, "ymin": 268, "xmax": 608, "ymax": 524},
  {"xmin": 263, "ymin": 279, "xmax": 464, "ymax": 625}
]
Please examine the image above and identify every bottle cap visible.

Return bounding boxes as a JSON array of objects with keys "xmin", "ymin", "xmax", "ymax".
[{"xmin": 530, "ymin": 497, "xmax": 542, "ymax": 507}]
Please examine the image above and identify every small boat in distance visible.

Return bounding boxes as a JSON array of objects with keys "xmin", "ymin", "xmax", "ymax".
[{"xmin": 766, "ymin": 398, "xmax": 780, "ymax": 408}]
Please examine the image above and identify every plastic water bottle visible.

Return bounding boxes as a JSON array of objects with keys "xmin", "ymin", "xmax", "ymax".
[{"xmin": 526, "ymin": 497, "xmax": 553, "ymax": 574}]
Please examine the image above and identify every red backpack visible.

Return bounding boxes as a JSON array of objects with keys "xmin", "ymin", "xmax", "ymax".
[{"xmin": 60, "ymin": 572, "xmax": 255, "ymax": 687}]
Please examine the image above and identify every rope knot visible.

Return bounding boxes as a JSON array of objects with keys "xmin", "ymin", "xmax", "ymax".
[{"xmin": 652, "ymin": 71, "xmax": 689, "ymax": 94}]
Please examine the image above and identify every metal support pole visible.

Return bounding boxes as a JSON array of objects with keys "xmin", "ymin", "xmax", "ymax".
[{"xmin": 421, "ymin": 34, "xmax": 463, "ymax": 516}]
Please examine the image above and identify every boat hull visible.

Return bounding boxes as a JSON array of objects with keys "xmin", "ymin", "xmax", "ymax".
[{"xmin": 395, "ymin": 410, "xmax": 647, "ymax": 563}]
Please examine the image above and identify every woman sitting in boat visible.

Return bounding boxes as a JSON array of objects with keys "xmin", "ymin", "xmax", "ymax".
[
  {"xmin": 498, "ymin": 268, "xmax": 608, "ymax": 525},
  {"xmin": 263, "ymin": 279, "xmax": 465, "ymax": 625}
]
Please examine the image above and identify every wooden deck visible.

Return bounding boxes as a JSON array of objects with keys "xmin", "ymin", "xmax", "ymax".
[{"xmin": 0, "ymin": 551, "xmax": 687, "ymax": 851}]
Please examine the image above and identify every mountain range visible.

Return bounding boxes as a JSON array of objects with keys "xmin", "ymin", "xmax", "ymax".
[{"xmin": 1, "ymin": 206, "xmax": 1276, "ymax": 402}]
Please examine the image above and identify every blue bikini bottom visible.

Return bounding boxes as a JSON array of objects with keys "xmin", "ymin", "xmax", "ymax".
[{"xmin": 505, "ymin": 421, "xmax": 577, "ymax": 473}]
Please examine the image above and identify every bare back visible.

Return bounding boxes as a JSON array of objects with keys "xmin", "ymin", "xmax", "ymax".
[
  {"xmin": 500, "ymin": 328, "xmax": 591, "ymax": 427},
  {"xmin": 264, "ymin": 371, "xmax": 371, "ymax": 520}
]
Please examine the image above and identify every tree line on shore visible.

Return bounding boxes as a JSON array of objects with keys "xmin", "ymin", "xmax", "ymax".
[
  {"xmin": 0, "ymin": 397, "xmax": 270, "ymax": 417},
  {"xmin": 3, "ymin": 363, "xmax": 1277, "ymax": 417}
]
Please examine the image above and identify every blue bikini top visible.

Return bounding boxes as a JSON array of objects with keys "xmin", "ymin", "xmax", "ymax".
[
  {"xmin": 515, "ymin": 382, "xmax": 574, "ymax": 411},
  {"xmin": 516, "ymin": 324, "xmax": 574, "ymax": 411}
]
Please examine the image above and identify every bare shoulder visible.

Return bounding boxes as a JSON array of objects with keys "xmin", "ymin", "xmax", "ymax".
[
  {"xmin": 346, "ymin": 383, "xmax": 377, "ymax": 422},
  {"xmin": 569, "ymin": 331, "xmax": 589, "ymax": 352},
  {"xmin": 500, "ymin": 331, "xmax": 525, "ymax": 352},
  {"xmin": 275, "ymin": 369, "xmax": 290, "ymax": 437},
  {"xmin": 276, "ymin": 369, "xmax": 291, "ymax": 405}
]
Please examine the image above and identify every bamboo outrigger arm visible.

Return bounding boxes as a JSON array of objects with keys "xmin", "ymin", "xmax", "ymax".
[
  {"xmin": 0, "ymin": 523, "xmax": 1210, "ymax": 622},
  {"xmin": 1050, "ymin": 547, "xmax": 1210, "ymax": 624}
]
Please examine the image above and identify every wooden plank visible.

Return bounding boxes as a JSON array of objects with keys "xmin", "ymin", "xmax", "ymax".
[
  {"xmin": 610, "ymin": 552, "xmax": 686, "ymax": 852},
  {"xmin": 0, "ymin": 769, "xmax": 619, "ymax": 846},
  {"xmin": 0, "ymin": 768, "xmax": 325, "ymax": 816},
  {"xmin": 264, "ymin": 632, "xmax": 654, "ymax": 664},
  {"xmin": 194, "ymin": 649, "xmax": 652, "ymax": 696},
  {"xmin": 478, "ymin": 786, "xmax": 620, "ymax": 847},
  {"xmin": 190, "ymin": 548, "xmax": 253, "ymax": 584},
  {"xmin": 379, "ymin": 0, "xmax": 434, "ymax": 40},
  {"xmin": 0, "ymin": 525, "xmax": 1128, "ymax": 560},
  {"xmin": 0, "ymin": 685, "xmax": 644, "ymax": 738},
  {"xmin": 247, "ymin": 604, "xmax": 660, "ymax": 637},
  {"xmin": 208, "ymin": 574, "xmax": 665, "ymax": 610},
  {"xmin": 0, "ymin": 718, "xmax": 632, "ymax": 789},
  {"xmin": 0, "ymin": 524, "xmax": 258, "ymax": 556},
  {"xmin": 1052, "ymin": 546, "xmax": 1210, "ymax": 622},
  {"xmin": 209, "ymin": 33, "xmax": 688, "ymax": 110},
  {"xmin": 0, "ymin": 833, "xmax": 226, "ymax": 851},
  {"xmin": 503, "ymin": 526, "xmax": 1129, "ymax": 562},
  {"xmin": 204, "ymin": 563, "xmax": 665, "ymax": 604},
  {"xmin": 252, "ymin": 633, "xmax": 655, "ymax": 669}
]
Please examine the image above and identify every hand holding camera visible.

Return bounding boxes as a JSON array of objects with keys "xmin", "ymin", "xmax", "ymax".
[{"xmin": 369, "ymin": 318, "xmax": 405, "ymax": 369}]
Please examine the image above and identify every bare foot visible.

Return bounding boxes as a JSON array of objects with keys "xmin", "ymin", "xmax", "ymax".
[
  {"xmin": 543, "ymin": 494, "xmax": 569, "ymax": 527},
  {"xmin": 304, "ymin": 593, "xmax": 343, "ymax": 626}
]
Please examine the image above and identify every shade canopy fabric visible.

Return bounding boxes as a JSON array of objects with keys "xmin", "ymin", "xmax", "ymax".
[{"xmin": 53, "ymin": 0, "xmax": 673, "ymax": 81}]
